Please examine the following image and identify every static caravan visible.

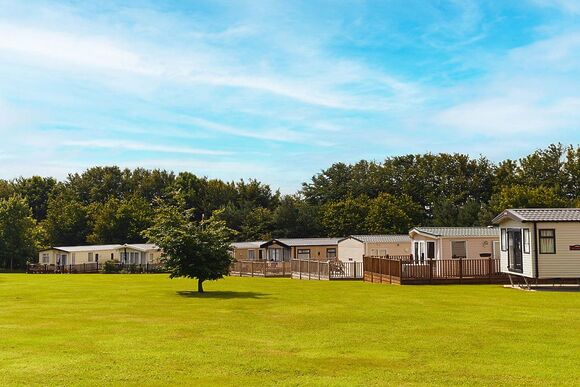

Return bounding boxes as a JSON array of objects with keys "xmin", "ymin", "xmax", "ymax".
[
  {"xmin": 231, "ymin": 241, "xmax": 266, "ymax": 261},
  {"xmin": 38, "ymin": 244, "xmax": 162, "ymax": 266},
  {"xmin": 492, "ymin": 208, "xmax": 580, "ymax": 280},
  {"xmin": 408, "ymin": 227, "xmax": 500, "ymax": 263},
  {"xmin": 337, "ymin": 235, "xmax": 411, "ymax": 262},
  {"xmin": 262, "ymin": 238, "xmax": 340, "ymax": 261},
  {"xmin": 231, "ymin": 238, "xmax": 340, "ymax": 262}
]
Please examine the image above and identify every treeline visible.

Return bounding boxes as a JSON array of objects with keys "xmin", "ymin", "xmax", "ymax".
[{"xmin": 0, "ymin": 143, "xmax": 578, "ymax": 269}]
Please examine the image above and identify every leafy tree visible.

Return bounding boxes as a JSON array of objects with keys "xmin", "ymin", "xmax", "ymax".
[
  {"xmin": 87, "ymin": 196, "xmax": 153, "ymax": 244},
  {"xmin": 66, "ymin": 166, "xmax": 129, "ymax": 204},
  {"xmin": 486, "ymin": 185, "xmax": 569, "ymax": 219},
  {"xmin": 239, "ymin": 207, "xmax": 274, "ymax": 241},
  {"xmin": 518, "ymin": 143, "xmax": 565, "ymax": 190},
  {"xmin": 43, "ymin": 190, "xmax": 90, "ymax": 246},
  {"xmin": 12, "ymin": 176, "xmax": 57, "ymax": 220},
  {"xmin": 0, "ymin": 179, "xmax": 15, "ymax": 200},
  {"xmin": 143, "ymin": 205, "xmax": 235, "ymax": 293},
  {"xmin": 366, "ymin": 193, "xmax": 422, "ymax": 234},
  {"xmin": 322, "ymin": 196, "xmax": 370, "ymax": 237},
  {"xmin": 562, "ymin": 145, "xmax": 580, "ymax": 200},
  {"xmin": 0, "ymin": 195, "xmax": 38, "ymax": 270},
  {"xmin": 272, "ymin": 195, "xmax": 322, "ymax": 238}
]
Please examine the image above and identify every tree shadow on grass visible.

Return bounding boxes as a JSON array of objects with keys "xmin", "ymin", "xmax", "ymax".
[{"xmin": 176, "ymin": 291, "xmax": 270, "ymax": 299}]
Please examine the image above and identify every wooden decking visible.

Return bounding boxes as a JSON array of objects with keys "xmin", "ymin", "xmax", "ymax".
[
  {"xmin": 229, "ymin": 259, "xmax": 363, "ymax": 280},
  {"xmin": 291, "ymin": 259, "xmax": 363, "ymax": 280},
  {"xmin": 230, "ymin": 260, "xmax": 291, "ymax": 277},
  {"xmin": 363, "ymin": 256, "xmax": 508, "ymax": 285}
]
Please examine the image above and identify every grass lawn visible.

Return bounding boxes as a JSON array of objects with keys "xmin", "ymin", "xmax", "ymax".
[{"xmin": 0, "ymin": 274, "xmax": 579, "ymax": 386}]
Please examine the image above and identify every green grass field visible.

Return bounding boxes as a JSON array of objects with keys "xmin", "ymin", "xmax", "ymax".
[{"xmin": 0, "ymin": 274, "xmax": 578, "ymax": 386}]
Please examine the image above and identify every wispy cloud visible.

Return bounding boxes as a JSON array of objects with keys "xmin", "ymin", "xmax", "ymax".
[
  {"xmin": 0, "ymin": 0, "xmax": 579, "ymax": 191},
  {"xmin": 63, "ymin": 140, "xmax": 229, "ymax": 156}
]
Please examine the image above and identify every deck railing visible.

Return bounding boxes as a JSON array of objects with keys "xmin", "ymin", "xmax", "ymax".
[
  {"xmin": 27, "ymin": 262, "xmax": 165, "ymax": 274},
  {"xmin": 291, "ymin": 259, "xmax": 363, "ymax": 280},
  {"xmin": 363, "ymin": 255, "xmax": 507, "ymax": 284},
  {"xmin": 230, "ymin": 260, "xmax": 291, "ymax": 277}
]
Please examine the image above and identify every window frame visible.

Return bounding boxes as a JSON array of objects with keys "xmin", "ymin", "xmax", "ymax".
[
  {"xmin": 88, "ymin": 252, "xmax": 94, "ymax": 262},
  {"xmin": 426, "ymin": 241, "xmax": 435, "ymax": 259},
  {"xmin": 501, "ymin": 228, "xmax": 507, "ymax": 251},
  {"xmin": 248, "ymin": 249, "xmax": 255, "ymax": 260},
  {"xmin": 451, "ymin": 240, "xmax": 467, "ymax": 259},
  {"xmin": 297, "ymin": 249, "xmax": 311, "ymax": 259},
  {"xmin": 538, "ymin": 229, "xmax": 556, "ymax": 254},
  {"xmin": 523, "ymin": 228, "xmax": 531, "ymax": 254},
  {"xmin": 326, "ymin": 248, "xmax": 336, "ymax": 259}
]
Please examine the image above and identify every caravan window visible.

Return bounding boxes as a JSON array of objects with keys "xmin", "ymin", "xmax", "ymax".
[
  {"xmin": 501, "ymin": 229, "xmax": 507, "ymax": 251},
  {"xmin": 539, "ymin": 229, "xmax": 556, "ymax": 254},
  {"xmin": 297, "ymin": 249, "xmax": 311, "ymax": 259},
  {"xmin": 248, "ymin": 250, "xmax": 255, "ymax": 260},
  {"xmin": 451, "ymin": 241, "xmax": 467, "ymax": 259},
  {"xmin": 523, "ymin": 229, "xmax": 531, "ymax": 254},
  {"xmin": 426, "ymin": 242, "xmax": 435, "ymax": 259}
]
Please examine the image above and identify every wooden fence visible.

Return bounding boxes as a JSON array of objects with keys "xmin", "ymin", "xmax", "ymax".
[
  {"xmin": 230, "ymin": 260, "xmax": 291, "ymax": 277},
  {"xmin": 27, "ymin": 263, "xmax": 164, "ymax": 274},
  {"xmin": 291, "ymin": 259, "xmax": 363, "ymax": 280},
  {"xmin": 363, "ymin": 255, "xmax": 508, "ymax": 285}
]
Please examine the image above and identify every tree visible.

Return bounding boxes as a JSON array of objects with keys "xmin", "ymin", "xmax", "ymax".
[
  {"xmin": 0, "ymin": 195, "xmax": 38, "ymax": 270},
  {"xmin": 366, "ymin": 193, "xmax": 422, "ymax": 234},
  {"xmin": 43, "ymin": 190, "xmax": 90, "ymax": 246},
  {"xmin": 322, "ymin": 196, "xmax": 370, "ymax": 237},
  {"xmin": 272, "ymin": 195, "xmax": 322, "ymax": 238},
  {"xmin": 87, "ymin": 196, "xmax": 153, "ymax": 244},
  {"xmin": 239, "ymin": 207, "xmax": 274, "ymax": 241},
  {"xmin": 12, "ymin": 176, "xmax": 57, "ymax": 220},
  {"xmin": 143, "ymin": 204, "xmax": 235, "ymax": 293},
  {"xmin": 486, "ymin": 185, "xmax": 569, "ymax": 219}
]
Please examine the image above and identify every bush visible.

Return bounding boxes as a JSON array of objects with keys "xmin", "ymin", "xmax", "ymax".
[{"xmin": 102, "ymin": 260, "xmax": 121, "ymax": 274}]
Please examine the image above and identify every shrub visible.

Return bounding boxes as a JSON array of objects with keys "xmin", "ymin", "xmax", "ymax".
[{"xmin": 102, "ymin": 260, "xmax": 121, "ymax": 274}]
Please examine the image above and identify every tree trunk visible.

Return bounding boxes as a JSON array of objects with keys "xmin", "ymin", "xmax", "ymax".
[{"xmin": 198, "ymin": 279, "xmax": 204, "ymax": 293}]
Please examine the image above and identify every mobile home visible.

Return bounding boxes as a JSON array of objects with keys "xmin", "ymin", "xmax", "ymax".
[
  {"xmin": 408, "ymin": 227, "xmax": 500, "ymax": 262},
  {"xmin": 492, "ymin": 208, "xmax": 580, "ymax": 279},
  {"xmin": 337, "ymin": 235, "xmax": 411, "ymax": 262},
  {"xmin": 231, "ymin": 238, "xmax": 340, "ymax": 262},
  {"xmin": 38, "ymin": 244, "xmax": 162, "ymax": 266}
]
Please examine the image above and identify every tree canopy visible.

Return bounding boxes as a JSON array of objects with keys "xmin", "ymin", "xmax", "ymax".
[
  {"xmin": 0, "ymin": 143, "xmax": 578, "ymax": 269},
  {"xmin": 143, "ymin": 204, "xmax": 235, "ymax": 292}
]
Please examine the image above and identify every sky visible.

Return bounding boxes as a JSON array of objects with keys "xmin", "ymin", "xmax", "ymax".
[{"xmin": 1, "ymin": 0, "xmax": 580, "ymax": 193}]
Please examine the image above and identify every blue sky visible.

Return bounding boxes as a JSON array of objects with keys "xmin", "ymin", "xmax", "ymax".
[{"xmin": 1, "ymin": 0, "xmax": 579, "ymax": 192}]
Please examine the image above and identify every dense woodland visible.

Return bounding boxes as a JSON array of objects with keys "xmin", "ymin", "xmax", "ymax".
[{"xmin": 0, "ymin": 143, "xmax": 579, "ymax": 269}]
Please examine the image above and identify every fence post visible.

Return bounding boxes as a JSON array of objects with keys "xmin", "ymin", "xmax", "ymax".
[
  {"xmin": 251, "ymin": 261, "xmax": 254, "ymax": 277},
  {"xmin": 488, "ymin": 257, "xmax": 493, "ymax": 283},
  {"xmin": 353, "ymin": 261, "xmax": 357, "ymax": 279},
  {"xmin": 429, "ymin": 259, "xmax": 433, "ymax": 284},
  {"xmin": 264, "ymin": 262, "xmax": 267, "ymax": 277},
  {"xmin": 318, "ymin": 260, "xmax": 321, "ymax": 280},
  {"xmin": 459, "ymin": 258, "xmax": 463, "ymax": 284},
  {"xmin": 282, "ymin": 261, "xmax": 286, "ymax": 277},
  {"xmin": 146, "ymin": 262, "xmax": 149, "ymax": 273},
  {"xmin": 399, "ymin": 259, "xmax": 403, "ymax": 284}
]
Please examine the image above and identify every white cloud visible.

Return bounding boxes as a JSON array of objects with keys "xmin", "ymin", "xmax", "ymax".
[
  {"xmin": 63, "ymin": 139, "xmax": 229, "ymax": 156},
  {"xmin": 532, "ymin": 0, "xmax": 580, "ymax": 14},
  {"xmin": 436, "ymin": 96, "xmax": 580, "ymax": 135},
  {"xmin": 0, "ymin": 21, "xmax": 418, "ymax": 112}
]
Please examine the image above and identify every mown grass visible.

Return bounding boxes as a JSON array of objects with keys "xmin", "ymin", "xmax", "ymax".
[{"xmin": 0, "ymin": 274, "xmax": 578, "ymax": 386}]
